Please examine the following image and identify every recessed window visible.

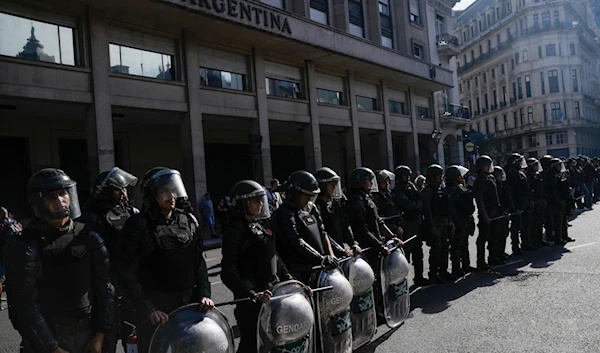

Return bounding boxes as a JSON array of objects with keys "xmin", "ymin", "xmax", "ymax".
[
  {"xmin": 572, "ymin": 69, "xmax": 578, "ymax": 92},
  {"xmin": 545, "ymin": 44, "xmax": 556, "ymax": 56},
  {"xmin": 316, "ymin": 88, "xmax": 343, "ymax": 105},
  {"xmin": 262, "ymin": 0, "xmax": 284, "ymax": 9},
  {"xmin": 548, "ymin": 70, "xmax": 559, "ymax": 93},
  {"xmin": 389, "ymin": 100, "xmax": 407, "ymax": 115},
  {"xmin": 540, "ymin": 71, "xmax": 546, "ymax": 95},
  {"xmin": 523, "ymin": 50, "xmax": 528, "ymax": 61},
  {"xmin": 357, "ymin": 95, "xmax": 379, "ymax": 111},
  {"xmin": 200, "ymin": 67, "xmax": 248, "ymax": 91},
  {"xmin": 413, "ymin": 43, "xmax": 424, "ymax": 59},
  {"xmin": 550, "ymin": 102, "xmax": 561, "ymax": 120},
  {"xmin": 0, "ymin": 11, "xmax": 76, "ymax": 66},
  {"xmin": 266, "ymin": 77, "xmax": 303, "ymax": 99},
  {"xmin": 525, "ymin": 75, "xmax": 531, "ymax": 98},
  {"xmin": 380, "ymin": 0, "xmax": 393, "ymax": 48},
  {"xmin": 410, "ymin": 0, "xmax": 421, "ymax": 25},
  {"xmin": 110, "ymin": 44, "xmax": 175, "ymax": 80},
  {"xmin": 416, "ymin": 106, "xmax": 430, "ymax": 119},
  {"xmin": 527, "ymin": 106, "xmax": 534, "ymax": 123},
  {"xmin": 348, "ymin": 0, "xmax": 365, "ymax": 37},
  {"xmin": 570, "ymin": 43, "xmax": 576, "ymax": 55},
  {"xmin": 310, "ymin": 0, "xmax": 329, "ymax": 25},
  {"xmin": 574, "ymin": 101, "xmax": 580, "ymax": 118}
]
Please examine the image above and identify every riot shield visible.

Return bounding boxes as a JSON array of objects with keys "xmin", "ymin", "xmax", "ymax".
[
  {"xmin": 379, "ymin": 240, "xmax": 411, "ymax": 328},
  {"xmin": 257, "ymin": 280, "xmax": 315, "ymax": 353},
  {"xmin": 315, "ymin": 268, "xmax": 354, "ymax": 353},
  {"xmin": 341, "ymin": 255, "xmax": 376, "ymax": 350},
  {"xmin": 148, "ymin": 304, "xmax": 235, "ymax": 353}
]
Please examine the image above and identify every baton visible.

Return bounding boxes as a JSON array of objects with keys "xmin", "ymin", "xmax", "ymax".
[
  {"xmin": 215, "ymin": 285, "xmax": 334, "ymax": 307},
  {"xmin": 311, "ymin": 247, "xmax": 373, "ymax": 270},
  {"xmin": 380, "ymin": 214, "xmax": 402, "ymax": 220},
  {"xmin": 489, "ymin": 210, "xmax": 524, "ymax": 221}
]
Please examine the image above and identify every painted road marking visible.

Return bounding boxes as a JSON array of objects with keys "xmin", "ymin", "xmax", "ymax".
[{"xmin": 567, "ymin": 242, "xmax": 597, "ymax": 250}]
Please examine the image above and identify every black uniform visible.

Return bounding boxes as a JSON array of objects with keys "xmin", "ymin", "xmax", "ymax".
[
  {"xmin": 528, "ymin": 170, "xmax": 545, "ymax": 246},
  {"xmin": 79, "ymin": 201, "xmax": 138, "ymax": 353},
  {"xmin": 557, "ymin": 174, "xmax": 571, "ymax": 242},
  {"xmin": 543, "ymin": 171, "xmax": 562, "ymax": 242},
  {"xmin": 506, "ymin": 169, "xmax": 532, "ymax": 250},
  {"xmin": 422, "ymin": 184, "xmax": 453, "ymax": 277},
  {"xmin": 347, "ymin": 191, "xmax": 387, "ymax": 268},
  {"xmin": 473, "ymin": 174, "xmax": 500, "ymax": 267},
  {"xmin": 393, "ymin": 185, "xmax": 425, "ymax": 280},
  {"xmin": 6, "ymin": 219, "xmax": 115, "ymax": 353},
  {"xmin": 222, "ymin": 218, "xmax": 292, "ymax": 353},
  {"xmin": 372, "ymin": 190, "xmax": 403, "ymax": 236},
  {"xmin": 315, "ymin": 197, "xmax": 357, "ymax": 257},
  {"xmin": 271, "ymin": 201, "xmax": 330, "ymax": 285},
  {"xmin": 116, "ymin": 208, "xmax": 210, "ymax": 353},
  {"xmin": 495, "ymin": 181, "xmax": 512, "ymax": 259},
  {"xmin": 445, "ymin": 184, "xmax": 475, "ymax": 273}
]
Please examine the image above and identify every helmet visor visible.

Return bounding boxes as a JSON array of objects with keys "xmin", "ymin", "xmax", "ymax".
[
  {"xmin": 327, "ymin": 179, "xmax": 343, "ymax": 200},
  {"xmin": 304, "ymin": 195, "xmax": 319, "ymax": 213},
  {"xmin": 104, "ymin": 167, "xmax": 138, "ymax": 190},
  {"xmin": 519, "ymin": 158, "xmax": 527, "ymax": 169},
  {"xmin": 560, "ymin": 162, "xmax": 566, "ymax": 174},
  {"xmin": 456, "ymin": 166, "xmax": 469, "ymax": 177},
  {"xmin": 369, "ymin": 175, "xmax": 379, "ymax": 193},
  {"xmin": 148, "ymin": 170, "xmax": 188, "ymax": 203},
  {"xmin": 32, "ymin": 185, "xmax": 81, "ymax": 222},
  {"xmin": 235, "ymin": 188, "xmax": 271, "ymax": 220}
]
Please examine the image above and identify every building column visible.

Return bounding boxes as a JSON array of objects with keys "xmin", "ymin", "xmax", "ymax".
[
  {"xmin": 380, "ymin": 80, "xmax": 394, "ymax": 170},
  {"xmin": 434, "ymin": 93, "xmax": 444, "ymax": 168},
  {"xmin": 408, "ymin": 87, "xmax": 421, "ymax": 173},
  {"xmin": 181, "ymin": 30, "xmax": 208, "ymax": 212},
  {"xmin": 332, "ymin": 0, "xmax": 349, "ymax": 31},
  {"xmin": 347, "ymin": 71, "xmax": 362, "ymax": 168},
  {"xmin": 87, "ymin": 8, "xmax": 115, "ymax": 180},
  {"xmin": 252, "ymin": 48, "xmax": 273, "ymax": 185},
  {"xmin": 365, "ymin": 0, "xmax": 381, "ymax": 44},
  {"xmin": 457, "ymin": 135, "xmax": 466, "ymax": 165},
  {"xmin": 304, "ymin": 61, "xmax": 322, "ymax": 172}
]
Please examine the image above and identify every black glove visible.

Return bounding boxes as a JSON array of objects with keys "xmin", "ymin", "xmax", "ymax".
[{"xmin": 321, "ymin": 255, "xmax": 339, "ymax": 269}]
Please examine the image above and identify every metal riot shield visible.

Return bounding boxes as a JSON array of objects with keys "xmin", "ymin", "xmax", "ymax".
[
  {"xmin": 257, "ymin": 280, "xmax": 315, "ymax": 353},
  {"xmin": 341, "ymin": 256, "xmax": 376, "ymax": 350},
  {"xmin": 148, "ymin": 304, "xmax": 235, "ymax": 353},
  {"xmin": 315, "ymin": 268, "xmax": 354, "ymax": 353},
  {"xmin": 379, "ymin": 240, "xmax": 411, "ymax": 328}
]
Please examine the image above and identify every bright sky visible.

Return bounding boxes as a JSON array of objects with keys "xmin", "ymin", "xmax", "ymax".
[{"xmin": 453, "ymin": 0, "xmax": 478, "ymax": 11}]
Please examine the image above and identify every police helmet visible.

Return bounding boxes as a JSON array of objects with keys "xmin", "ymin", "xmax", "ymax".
[
  {"xmin": 348, "ymin": 167, "xmax": 378, "ymax": 192},
  {"xmin": 506, "ymin": 153, "xmax": 526, "ymax": 169},
  {"xmin": 27, "ymin": 168, "xmax": 81, "ymax": 222},
  {"xmin": 550, "ymin": 158, "xmax": 566, "ymax": 173},
  {"xmin": 375, "ymin": 169, "xmax": 395, "ymax": 183},
  {"xmin": 476, "ymin": 155, "xmax": 494, "ymax": 174},
  {"xmin": 394, "ymin": 165, "xmax": 412, "ymax": 181},
  {"xmin": 93, "ymin": 167, "xmax": 138, "ymax": 198},
  {"xmin": 426, "ymin": 164, "xmax": 444, "ymax": 184},
  {"xmin": 445, "ymin": 165, "xmax": 469, "ymax": 184},
  {"xmin": 314, "ymin": 167, "xmax": 342, "ymax": 199},
  {"xmin": 230, "ymin": 180, "xmax": 270, "ymax": 219},
  {"xmin": 493, "ymin": 166, "xmax": 506, "ymax": 181},
  {"xmin": 540, "ymin": 155, "xmax": 553, "ymax": 170},
  {"xmin": 141, "ymin": 167, "xmax": 188, "ymax": 207},
  {"xmin": 526, "ymin": 157, "xmax": 543, "ymax": 172}
]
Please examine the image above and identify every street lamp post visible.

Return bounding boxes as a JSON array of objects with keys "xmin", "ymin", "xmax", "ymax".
[{"xmin": 431, "ymin": 129, "xmax": 443, "ymax": 166}]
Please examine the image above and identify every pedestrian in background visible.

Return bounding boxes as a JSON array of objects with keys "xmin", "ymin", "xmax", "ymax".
[{"xmin": 200, "ymin": 193, "xmax": 217, "ymax": 238}]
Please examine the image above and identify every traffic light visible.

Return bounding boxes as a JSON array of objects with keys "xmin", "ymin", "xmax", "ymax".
[{"xmin": 249, "ymin": 134, "xmax": 263, "ymax": 157}]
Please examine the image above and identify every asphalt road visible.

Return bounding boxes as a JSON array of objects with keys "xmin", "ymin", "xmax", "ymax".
[{"xmin": 2, "ymin": 207, "xmax": 600, "ymax": 352}]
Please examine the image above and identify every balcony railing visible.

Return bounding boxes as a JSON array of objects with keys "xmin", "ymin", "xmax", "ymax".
[
  {"xmin": 458, "ymin": 21, "xmax": 581, "ymax": 75},
  {"xmin": 441, "ymin": 103, "xmax": 471, "ymax": 120},
  {"xmin": 436, "ymin": 33, "xmax": 460, "ymax": 56},
  {"xmin": 500, "ymin": 101, "xmax": 507, "ymax": 108}
]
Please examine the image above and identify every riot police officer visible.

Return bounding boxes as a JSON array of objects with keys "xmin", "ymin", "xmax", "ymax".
[
  {"xmin": 271, "ymin": 171, "xmax": 339, "ymax": 284},
  {"xmin": 79, "ymin": 167, "xmax": 139, "ymax": 353},
  {"xmin": 314, "ymin": 167, "xmax": 361, "ymax": 257},
  {"xmin": 221, "ymin": 180, "xmax": 294, "ymax": 353},
  {"xmin": 444, "ymin": 165, "xmax": 476, "ymax": 277},
  {"xmin": 373, "ymin": 169, "xmax": 404, "ymax": 243},
  {"xmin": 6, "ymin": 168, "xmax": 115, "ymax": 353},
  {"xmin": 526, "ymin": 158, "xmax": 548, "ymax": 247},
  {"xmin": 422, "ymin": 164, "xmax": 455, "ymax": 282},
  {"xmin": 505, "ymin": 153, "xmax": 534, "ymax": 253},
  {"xmin": 393, "ymin": 166, "xmax": 429, "ymax": 286},
  {"xmin": 473, "ymin": 156, "xmax": 501, "ymax": 270},
  {"xmin": 493, "ymin": 166, "xmax": 511, "ymax": 263},
  {"xmin": 116, "ymin": 167, "xmax": 213, "ymax": 353}
]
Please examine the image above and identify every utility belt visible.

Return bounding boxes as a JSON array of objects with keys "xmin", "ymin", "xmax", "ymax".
[{"xmin": 51, "ymin": 316, "xmax": 90, "ymax": 336}]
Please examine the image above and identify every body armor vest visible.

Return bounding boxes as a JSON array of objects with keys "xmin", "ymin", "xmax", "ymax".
[
  {"xmin": 105, "ymin": 205, "xmax": 138, "ymax": 232},
  {"xmin": 429, "ymin": 186, "xmax": 450, "ymax": 217},
  {"xmin": 298, "ymin": 209, "xmax": 325, "ymax": 255}
]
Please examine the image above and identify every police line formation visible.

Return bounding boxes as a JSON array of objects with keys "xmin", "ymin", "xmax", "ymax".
[{"xmin": 1, "ymin": 152, "xmax": 595, "ymax": 353}]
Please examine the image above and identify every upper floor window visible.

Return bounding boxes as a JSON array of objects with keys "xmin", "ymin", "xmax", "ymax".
[
  {"xmin": 523, "ymin": 50, "xmax": 528, "ymax": 61},
  {"xmin": 380, "ymin": 0, "xmax": 393, "ymax": 48},
  {"xmin": 110, "ymin": 44, "xmax": 175, "ymax": 80},
  {"xmin": 545, "ymin": 44, "xmax": 556, "ymax": 56},
  {"xmin": 548, "ymin": 70, "xmax": 559, "ymax": 93},
  {"xmin": 357, "ymin": 95, "xmax": 379, "ymax": 111},
  {"xmin": 389, "ymin": 100, "xmax": 407, "ymax": 115},
  {"xmin": 200, "ymin": 67, "xmax": 248, "ymax": 91},
  {"xmin": 348, "ymin": 0, "xmax": 364, "ymax": 37},
  {"xmin": 435, "ymin": 14, "xmax": 444, "ymax": 36},
  {"xmin": 316, "ymin": 88, "xmax": 343, "ymax": 105},
  {"xmin": 1, "ymin": 11, "xmax": 76, "ymax": 66},
  {"xmin": 310, "ymin": 0, "xmax": 328, "ymax": 25},
  {"xmin": 409, "ymin": 0, "xmax": 421, "ymax": 25},
  {"xmin": 572, "ymin": 69, "xmax": 578, "ymax": 92},
  {"xmin": 416, "ymin": 106, "xmax": 430, "ymax": 119},
  {"xmin": 266, "ymin": 77, "xmax": 303, "ymax": 99},
  {"xmin": 262, "ymin": 0, "xmax": 284, "ymax": 9},
  {"xmin": 570, "ymin": 43, "xmax": 575, "ymax": 55},
  {"xmin": 412, "ymin": 42, "xmax": 424, "ymax": 59}
]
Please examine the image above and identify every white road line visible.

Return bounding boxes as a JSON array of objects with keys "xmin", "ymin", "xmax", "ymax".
[
  {"xmin": 211, "ymin": 280, "xmax": 222, "ymax": 285},
  {"xmin": 567, "ymin": 242, "xmax": 598, "ymax": 250}
]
